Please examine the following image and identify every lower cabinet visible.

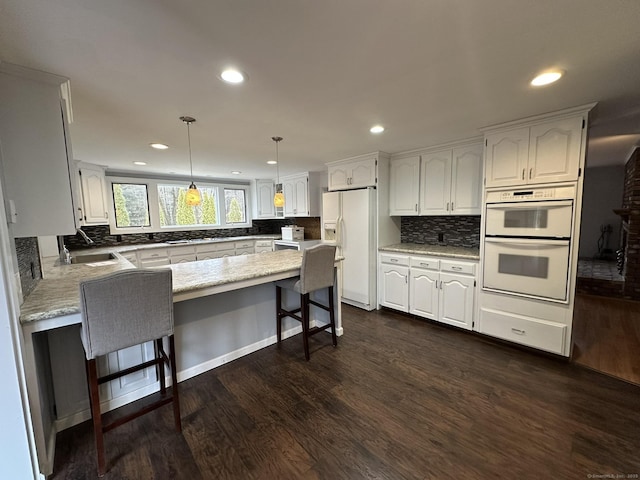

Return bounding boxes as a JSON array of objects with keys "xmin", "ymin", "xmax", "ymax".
[{"xmin": 380, "ymin": 252, "xmax": 477, "ymax": 330}]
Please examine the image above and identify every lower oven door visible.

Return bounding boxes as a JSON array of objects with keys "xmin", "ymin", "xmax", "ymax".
[{"xmin": 483, "ymin": 237, "xmax": 571, "ymax": 302}]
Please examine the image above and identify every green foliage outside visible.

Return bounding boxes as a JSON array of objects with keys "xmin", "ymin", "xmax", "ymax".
[
  {"xmin": 176, "ymin": 189, "xmax": 196, "ymax": 225},
  {"xmin": 226, "ymin": 197, "xmax": 243, "ymax": 223},
  {"xmin": 202, "ymin": 191, "xmax": 217, "ymax": 224},
  {"xmin": 114, "ymin": 183, "xmax": 130, "ymax": 227}
]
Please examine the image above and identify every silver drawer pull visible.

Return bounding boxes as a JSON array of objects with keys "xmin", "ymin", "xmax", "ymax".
[
  {"xmin": 420, "ymin": 262, "xmax": 429, "ymax": 267},
  {"xmin": 511, "ymin": 328, "xmax": 525, "ymax": 335},
  {"xmin": 390, "ymin": 258, "xmax": 398, "ymax": 263},
  {"xmin": 451, "ymin": 266, "xmax": 462, "ymax": 270}
]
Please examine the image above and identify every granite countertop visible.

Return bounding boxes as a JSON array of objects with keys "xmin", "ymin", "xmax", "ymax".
[
  {"xmin": 20, "ymin": 249, "xmax": 308, "ymax": 324},
  {"xmin": 379, "ymin": 243, "xmax": 480, "ymax": 260}
]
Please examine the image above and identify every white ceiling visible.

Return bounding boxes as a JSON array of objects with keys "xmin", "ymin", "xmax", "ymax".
[{"xmin": 1, "ymin": 0, "xmax": 640, "ymax": 180}]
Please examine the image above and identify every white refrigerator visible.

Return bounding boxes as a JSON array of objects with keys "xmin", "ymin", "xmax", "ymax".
[{"xmin": 322, "ymin": 188, "xmax": 377, "ymax": 310}]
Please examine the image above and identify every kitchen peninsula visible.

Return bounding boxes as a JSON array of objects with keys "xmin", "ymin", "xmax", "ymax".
[{"xmin": 21, "ymin": 248, "xmax": 342, "ymax": 476}]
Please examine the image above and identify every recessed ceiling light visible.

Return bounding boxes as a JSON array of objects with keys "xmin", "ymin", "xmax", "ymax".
[
  {"xmin": 370, "ymin": 125, "xmax": 385, "ymax": 134},
  {"xmin": 149, "ymin": 143, "xmax": 169, "ymax": 150},
  {"xmin": 231, "ymin": 171, "xmax": 241, "ymax": 175},
  {"xmin": 221, "ymin": 69, "xmax": 245, "ymax": 84},
  {"xmin": 133, "ymin": 161, "xmax": 147, "ymax": 166},
  {"xmin": 531, "ymin": 70, "xmax": 564, "ymax": 87},
  {"xmin": 267, "ymin": 160, "xmax": 277, "ymax": 165}
]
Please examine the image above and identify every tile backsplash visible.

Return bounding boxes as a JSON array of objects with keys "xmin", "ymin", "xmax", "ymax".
[
  {"xmin": 15, "ymin": 237, "xmax": 42, "ymax": 297},
  {"xmin": 401, "ymin": 216, "xmax": 480, "ymax": 248}
]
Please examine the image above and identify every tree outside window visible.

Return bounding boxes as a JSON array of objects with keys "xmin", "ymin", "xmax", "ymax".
[
  {"xmin": 225, "ymin": 189, "xmax": 246, "ymax": 224},
  {"xmin": 113, "ymin": 183, "xmax": 150, "ymax": 227},
  {"xmin": 158, "ymin": 184, "xmax": 218, "ymax": 227}
]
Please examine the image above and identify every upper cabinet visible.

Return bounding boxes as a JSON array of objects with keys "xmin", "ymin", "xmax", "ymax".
[
  {"xmin": 389, "ymin": 140, "xmax": 483, "ymax": 216},
  {"xmin": 327, "ymin": 154, "xmax": 377, "ymax": 191},
  {"xmin": 253, "ymin": 179, "xmax": 284, "ymax": 219},
  {"xmin": 76, "ymin": 162, "xmax": 109, "ymax": 226},
  {"xmin": 280, "ymin": 171, "xmax": 326, "ymax": 217},
  {"xmin": 483, "ymin": 106, "xmax": 594, "ymax": 188},
  {"xmin": 0, "ymin": 64, "xmax": 77, "ymax": 236}
]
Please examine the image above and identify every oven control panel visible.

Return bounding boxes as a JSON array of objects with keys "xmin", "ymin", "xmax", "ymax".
[{"xmin": 487, "ymin": 185, "xmax": 576, "ymax": 203}]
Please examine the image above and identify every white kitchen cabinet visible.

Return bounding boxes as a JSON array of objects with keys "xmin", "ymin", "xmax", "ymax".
[
  {"xmin": 105, "ymin": 342, "xmax": 157, "ymax": 398},
  {"xmin": 389, "ymin": 140, "xmax": 482, "ymax": 217},
  {"xmin": 484, "ymin": 110, "xmax": 589, "ymax": 188},
  {"xmin": 195, "ymin": 241, "xmax": 235, "ymax": 260},
  {"xmin": 379, "ymin": 254, "xmax": 409, "ymax": 312},
  {"xmin": 254, "ymin": 179, "xmax": 283, "ymax": 219},
  {"xmin": 281, "ymin": 171, "xmax": 325, "ymax": 217},
  {"xmin": 234, "ymin": 240, "xmax": 255, "ymax": 255},
  {"xmin": 168, "ymin": 245, "xmax": 196, "ymax": 264},
  {"xmin": 0, "ymin": 64, "xmax": 78, "ymax": 236},
  {"xmin": 120, "ymin": 251, "xmax": 138, "ymax": 266},
  {"xmin": 380, "ymin": 252, "xmax": 477, "ymax": 330},
  {"xmin": 389, "ymin": 156, "xmax": 420, "ymax": 215},
  {"xmin": 77, "ymin": 162, "xmax": 109, "ymax": 225},
  {"xmin": 327, "ymin": 155, "xmax": 377, "ymax": 191},
  {"xmin": 137, "ymin": 248, "xmax": 170, "ymax": 267},
  {"xmin": 255, "ymin": 240, "xmax": 274, "ymax": 253},
  {"xmin": 420, "ymin": 144, "xmax": 483, "ymax": 215}
]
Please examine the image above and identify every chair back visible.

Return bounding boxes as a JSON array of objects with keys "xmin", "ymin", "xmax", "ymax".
[
  {"xmin": 298, "ymin": 244, "xmax": 337, "ymax": 294},
  {"xmin": 80, "ymin": 269, "xmax": 173, "ymax": 359}
]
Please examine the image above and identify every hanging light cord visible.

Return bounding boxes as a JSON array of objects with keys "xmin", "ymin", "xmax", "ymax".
[
  {"xmin": 187, "ymin": 120, "xmax": 193, "ymax": 181},
  {"xmin": 272, "ymin": 136, "xmax": 283, "ymax": 185}
]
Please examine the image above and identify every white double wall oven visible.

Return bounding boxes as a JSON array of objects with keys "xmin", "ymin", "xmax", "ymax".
[{"xmin": 482, "ymin": 185, "xmax": 576, "ymax": 303}]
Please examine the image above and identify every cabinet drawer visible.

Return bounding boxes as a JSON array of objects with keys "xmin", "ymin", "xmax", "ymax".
[
  {"xmin": 196, "ymin": 242, "xmax": 234, "ymax": 254},
  {"xmin": 380, "ymin": 253, "xmax": 410, "ymax": 266},
  {"xmin": 169, "ymin": 245, "xmax": 196, "ymax": 256},
  {"xmin": 479, "ymin": 308, "xmax": 566, "ymax": 355},
  {"xmin": 440, "ymin": 260, "xmax": 476, "ymax": 275},
  {"xmin": 234, "ymin": 241, "xmax": 255, "ymax": 249},
  {"xmin": 255, "ymin": 240, "xmax": 273, "ymax": 248},
  {"xmin": 410, "ymin": 256, "xmax": 439, "ymax": 270},
  {"xmin": 170, "ymin": 253, "xmax": 196, "ymax": 264},
  {"xmin": 138, "ymin": 248, "xmax": 169, "ymax": 260},
  {"xmin": 235, "ymin": 247, "xmax": 255, "ymax": 255}
]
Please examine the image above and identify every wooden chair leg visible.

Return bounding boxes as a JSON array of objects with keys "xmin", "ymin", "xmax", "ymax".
[
  {"xmin": 276, "ymin": 285, "xmax": 282, "ymax": 346},
  {"xmin": 87, "ymin": 358, "xmax": 106, "ymax": 477},
  {"xmin": 328, "ymin": 286, "xmax": 338, "ymax": 347},
  {"xmin": 301, "ymin": 293, "xmax": 310, "ymax": 361},
  {"xmin": 168, "ymin": 335, "xmax": 182, "ymax": 433},
  {"xmin": 156, "ymin": 338, "xmax": 166, "ymax": 395}
]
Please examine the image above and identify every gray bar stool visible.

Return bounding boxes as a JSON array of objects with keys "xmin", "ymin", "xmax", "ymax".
[
  {"xmin": 275, "ymin": 244, "xmax": 338, "ymax": 360},
  {"xmin": 79, "ymin": 269, "xmax": 181, "ymax": 476}
]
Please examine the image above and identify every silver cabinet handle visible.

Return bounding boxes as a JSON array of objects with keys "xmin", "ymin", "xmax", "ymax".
[
  {"xmin": 451, "ymin": 202, "xmax": 454, "ymax": 211},
  {"xmin": 415, "ymin": 203, "xmax": 418, "ymax": 212},
  {"xmin": 451, "ymin": 266, "xmax": 462, "ymax": 270},
  {"xmin": 420, "ymin": 262, "xmax": 429, "ymax": 267},
  {"xmin": 105, "ymin": 211, "xmax": 108, "ymax": 218},
  {"xmin": 446, "ymin": 202, "xmax": 450, "ymax": 211},
  {"xmin": 405, "ymin": 276, "xmax": 408, "ymax": 284},
  {"xmin": 390, "ymin": 258, "xmax": 398, "ymax": 263},
  {"xmin": 529, "ymin": 168, "xmax": 533, "ymax": 179},
  {"xmin": 522, "ymin": 169, "xmax": 525, "ymax": 180},
  {"xmin": 511, "ymin": 328, "xmax": 525, "ymax": 335}
]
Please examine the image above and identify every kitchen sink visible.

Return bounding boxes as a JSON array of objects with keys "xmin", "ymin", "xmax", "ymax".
[{"xmin": 70, "ymin": 253, "xmax": 117, "ymax": 264}]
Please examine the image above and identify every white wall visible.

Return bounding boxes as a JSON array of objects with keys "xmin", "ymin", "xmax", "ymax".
[{"xmin": 578, "ymin": 165, "xmax": 625, "ymax": 258}]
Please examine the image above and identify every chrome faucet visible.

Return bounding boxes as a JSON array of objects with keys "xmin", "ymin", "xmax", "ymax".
[{"xmin": 76, "ymin": 228, "xmax": 95, "ymax": 245}]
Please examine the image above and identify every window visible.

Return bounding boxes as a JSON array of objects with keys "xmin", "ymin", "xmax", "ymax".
[
  {"xmin": 112, "ymin": 183, "xmax": 150, "ymax": 228},
  {"xmin": 158, "ymin": 184, "xmax": 219, "ymax": 227},
  {"xmin": 107, "ymin": 175, "xmax": 251, "ymax": 234},
  {"xmin": 224, "ymin": 189, "xmax": 246, "ymax": 224}
]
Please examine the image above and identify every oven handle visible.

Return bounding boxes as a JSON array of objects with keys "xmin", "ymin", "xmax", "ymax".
[
  {"xmin": 486, "ymin": 200, "xmax": 573, "ymax": 210},
  {"xmin": 484, "ymin": 237, "xmax": 570, "ymax": 247}
]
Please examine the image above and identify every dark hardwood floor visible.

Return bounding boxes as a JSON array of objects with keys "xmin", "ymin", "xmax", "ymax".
[{"xmin": 52, "ymin": 305, "xmax": 640, "ymax": 479}]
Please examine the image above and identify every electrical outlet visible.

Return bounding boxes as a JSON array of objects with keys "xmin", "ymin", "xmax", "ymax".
[{"xmin": 438, "ymin": 233, "xmax": 444, "ymax": 243}]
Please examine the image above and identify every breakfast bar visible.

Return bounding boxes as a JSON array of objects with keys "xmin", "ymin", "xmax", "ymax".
[{"xmin": 20, "ymin": 249, "xmax": 342, "ymax": 476}]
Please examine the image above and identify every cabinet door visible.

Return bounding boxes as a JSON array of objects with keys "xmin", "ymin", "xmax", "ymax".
[
  {"xmin": 282, "ymin": 179, "xmax": 297, "ymax": 216},
  {"xmin": 379, "ymin": 264, "xmax": 409, "ymax": 312},
  {"xmin": 485, "ymin": 127, "xmax": 530, "ymax": 187},
  {"xmin": 409, "ymin": 269, "xmax": 439, "ymax": 320},
  {"xmin": 328, "ymin": 165, "xmax": 350, "ymax": 191},
  {"xmin": 349, "ymin": 158, "xmax": 377, "ymax": 189},
  {"xmin": 293, "ymin": 176, "xmax": 309, "ymax": 216},
  {"xmin": 256, "ymin": 180, "xmax": 276, "ymax": 218},
  {"xmin": 170, "ymin": 253, "xmax": 196, "ymax": 264},
  {"xmin": 420, "ymin": 151, "xmax": 452, "ymax": 215},
  {"xmin": 389, "ymin": 156, "xmax": 420, "ymax": 216},
  {"xmin": 451, "ymin": 144, "xmax": 483, "ymax": 215},
  {"xmin": 528, "ymin": 116, "xmax": 583, "ymax": 184},
  {"xmin": 105, "ymin": 342, "xmax": 157, "ymax": 398},
  {"xmin": 439, "ymin": 272, "xmax": 474, "ymax": 330},
  {"xmin": 79, "ymin": 164, "xmax": 109, "ymax": 225}
]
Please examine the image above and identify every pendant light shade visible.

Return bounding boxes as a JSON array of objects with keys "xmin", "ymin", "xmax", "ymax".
[
  {"xmin": 180, "ymin": 116, "xmax": 201, "ymax": 207},
  {"xmin": 272, "ymin": 136, "xmax": 284, "ymax": 207}
]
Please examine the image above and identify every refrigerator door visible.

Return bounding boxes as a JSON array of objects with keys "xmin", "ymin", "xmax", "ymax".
[
  {"xmin": 341, "ymin": 188, "xmax": 376, "ymax": 309},
  {"xmin": 321, "ymin": 191, "xmax": 341, "ymax": 242}
]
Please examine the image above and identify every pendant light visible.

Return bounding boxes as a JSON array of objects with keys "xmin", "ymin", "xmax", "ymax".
[
  {"xmin": 180, "ymin": 115, "xmax": 202, "ymax": 206},
  {"xmin": 272, "ymin": 136, "xmax": 285, "ymax": 207}
]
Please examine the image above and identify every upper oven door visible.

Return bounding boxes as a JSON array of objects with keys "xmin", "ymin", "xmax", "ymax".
[{"xmin": 485, "ymin": 200, "xmax": 573, "ymax": 238}]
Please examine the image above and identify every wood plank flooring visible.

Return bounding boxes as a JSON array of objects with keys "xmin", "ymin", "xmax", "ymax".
[
  {"xmin": 572, "ymin": 293, "xmax": 640, "ymax": 385},
  {"xmin": 52, "ymin": 305, "xmax": 640, "ymax": 479}
]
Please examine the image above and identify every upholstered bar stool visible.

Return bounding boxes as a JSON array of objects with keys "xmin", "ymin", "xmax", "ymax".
[
  {"xmin": 79, "ymin": 269, "xmax": 181, "ymax": 477},
  {"xmin": 275, "ymin": 244, "xmax": 338, "ymax": 360}
]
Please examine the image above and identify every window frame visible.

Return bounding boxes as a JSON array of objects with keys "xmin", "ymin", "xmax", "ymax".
[{"xmin": 106, "ymin": 175, "xmax": 252, "ymax": 234}]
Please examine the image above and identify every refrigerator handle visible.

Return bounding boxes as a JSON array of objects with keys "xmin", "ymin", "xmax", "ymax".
[{"xmin": 337, "ymin": 215, "xmax": 344, "ymax": 248}]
